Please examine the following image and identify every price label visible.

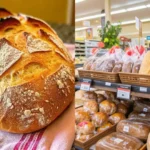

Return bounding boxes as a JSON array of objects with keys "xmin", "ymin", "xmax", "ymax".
[
  {"xmin": 105, "ymin": 82, "xmax": 111, "ymax": 86},
  {"xmin": 117, "ymin": 84, "xmax": 131, "ymax": 100},
  {"xmin": 140, "ymin": 87, "xmax": 147, "ymax": 92},
  {"xmin": 80, "ymin": 78, "xmax": 92, "ymax": 91}
]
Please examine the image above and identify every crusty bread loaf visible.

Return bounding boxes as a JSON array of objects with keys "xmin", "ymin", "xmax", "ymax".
[{"xmin": 0, "ymin": 9, "xmax": 74, "ymax": 133}]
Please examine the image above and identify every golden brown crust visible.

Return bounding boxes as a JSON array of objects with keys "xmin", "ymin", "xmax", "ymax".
[
  {"xmin": 0, "ymin": 8, "xmax": 74, "ymax": 133},
  {"xmin": 0, "ymin": 8, "xmax": 13, "ymax": 18}
]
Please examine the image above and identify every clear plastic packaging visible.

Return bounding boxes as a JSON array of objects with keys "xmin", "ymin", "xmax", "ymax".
[
  {"xmin": 99, "ymin": 100, "xmax": 117, "ymax": 116},
  {"xmin": 76, "ymin": 133, "xmax": 94, "ymax": 142},
  {"xmin": 83, "ymin": 100, "xmax": 98, "ymax": 115},
  {"xmin": 116, "ymin": 119, "xmax": 150, "ymax": 140},
  {"xmin": 117, "ymin": 103, "xmax": 128, "ymax": 114},
  {"xmin": 97, "ymin": 94, "xmax": 105, "ymax": 103},
  {"xmin": 128, "ymin": 111, "xmax": 150, "ymax": 122},
  {"xmin": 108, "ymin": 112, "xmax": 126, "ymax": 125},
  {"xmin": 83, "ymin": 56, "xmax": 97, "ymax": 70},
  {"xmin": 76, "ymin": 121, "xmax": 95, "ymax": 135},
  {"xmin": 134, "ymin": 100, "xmax": 150, "ymax": 113},
  {"xmin": 96, "ymin": 132, "xmax": 144, "ymax": 150},
  {"xmin": 97, "ymin": 122, "xmax": 112, "ymax": 133},
  {"xmin": 91, "ymin": 112, "xmax": 108, "ymax": 127},
  {"xmin": 75, "ymin": 110, "xmax": 91, "ymax": 124}
]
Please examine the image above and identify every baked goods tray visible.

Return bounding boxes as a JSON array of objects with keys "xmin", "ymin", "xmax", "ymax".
[
  {"xmin": 74, "ymin": 125, "xmax": 116, "ymax": 150},
  {"xmin": 78, "ymin": 70, "xmax": 120, "ymax": 83},
  {"xmin": 119, "ymin": 72, "xmax": 150, "ymax": 86}
]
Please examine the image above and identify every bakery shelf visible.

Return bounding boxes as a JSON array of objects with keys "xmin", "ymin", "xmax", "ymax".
[{"xmin": 75, "ymin": 79, "xmax": 150, "ymax": 99}]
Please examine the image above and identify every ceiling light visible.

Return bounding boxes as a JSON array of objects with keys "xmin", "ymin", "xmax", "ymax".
[
  {"xmin": 147, "ymin": 4, "xmax": 150, "ymax": 7},
  {"xmin": 75, "ymin": 0, "xmax": 85, "ymax": 3},
  {"xmin": 75, "ymin": 27, "xmax": 90, "ymax": 31},
  {"xmin": 76, "ymin": 14, "xmax": 105, "ymax": 22},
  {"xmin": 111, "ymin": 9, "xmax": 127, "ymax": 15},
  {"xmin": 127, "ymin": 5, "xmax": 146, "ymax": 11}
]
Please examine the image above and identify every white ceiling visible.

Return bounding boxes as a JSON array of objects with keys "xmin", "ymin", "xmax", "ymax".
[{"xmin": 75, "ymin": 0, "xmax": 150, "ymax": 27}]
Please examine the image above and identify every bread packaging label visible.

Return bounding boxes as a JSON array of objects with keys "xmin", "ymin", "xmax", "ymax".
[
  {"xmin": 111, "ymin": 137, "xmax": 123, "ymax": 144},
  {"xmin": 123, "ymin": 126, "xmax": 129, "ymax": 132},
  {"xmin": 143, "ymin": 108, "xmax": 148, "ymax": 112}
]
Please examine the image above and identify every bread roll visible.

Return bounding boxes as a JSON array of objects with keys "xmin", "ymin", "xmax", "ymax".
[
  {"xmin": 77, "ymin": 121, "xmax": 95, "ymax": 135},
  {"xmin": 75, "ymin": 110, "xmax": 91, "ymax": 124},
  {"xmin": 76, "ymin": 134, "xmax": 94, "ymax": 142},
  {"xmin": 139, "ymin": 51, "xmax": 150, "ymax": 74},
  {"xmin": 92, "ymin": 112, "xmax": 108, "ymax": 127},
  {"xmin": 0, "ymin": 9, "xmax": 74, "ymax": 133},
  {"xmin": 99, "ymin": 100, "xmax": 117, "ymax": 115},
  {"xmin": 117, "ymin": 103, "xmax": 128, "ymax": 115},
  {"xmin": 109, "ymin": 113, "xmax": 126, "ymax": 125},
  {"xmin": 82, "ymin": 91, "xmax": 97, "ymax": 101},
  {"xmin": 97, "ymin": 94, "xmax": 105, "ymax": 103},
  {"xmin": 97, "ymin": 122, "xmax": 112, "ymax": 133},
  {"xmin": 83, "ymin": 101, "xmax": 98, "ymax": 115},
  {"xmin": 117, "ymin": 120, "xmax": 150, "ymax": 140},
  {"xmin": 147, "ymin": 133, "xmax": 150, "ymax": 150},
  {"xmin": 96, "ymin": 132, "xmax": 144, "ymax": 150}
]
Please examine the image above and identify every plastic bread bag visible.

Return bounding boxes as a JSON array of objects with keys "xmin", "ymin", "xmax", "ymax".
[
  {"xmin": 128, "ymin": 111, "xmax": 150, "ymax": 122},
  {"xmin": 133, "ymin": 100, "xmax": 150, "ymax": 113},
  {"xmin": 116, "ymin": 119, "xmax": 150, "ymax": 140},
  {"xmin": 95, "ymin": 132, "xmax": 144, "ymax": 150},
  {"xmin": 83, "ymin": 56, "xmax": 97, "ymax": 70}
]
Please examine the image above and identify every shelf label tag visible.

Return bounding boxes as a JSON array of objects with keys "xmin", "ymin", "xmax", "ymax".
[
  {"xmin": 80, "ymin": 78, "xmax": 92, "ymax": 91},
  {"xmin": 140, "ymin": 87, "xmax": 147, "ymax": 92},
  {"xmin": 105, "ymin": 82, "xmax": 111, "ymax": 86},
  {"xmin": 117, "ymin": 84, "xmax": 131, "ymax": 100}
]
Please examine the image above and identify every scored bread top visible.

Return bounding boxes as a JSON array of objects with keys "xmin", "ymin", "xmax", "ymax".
[{"xmin": 0, "ymin": 9, "xmax": 73, "ymax": 95}]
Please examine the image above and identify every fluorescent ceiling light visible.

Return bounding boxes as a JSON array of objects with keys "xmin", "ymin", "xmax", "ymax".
[
  {"xmin": 147, "ymin": 4, "xmax": 150, "ymax": 7},
  {"xmin": 75, "ymin": 27, "xmax": 90, "ymax": 31},
  {"xmin": 111, "ymin": 9, "xmax": 127, "ymax": 15},
  {"xmin": 75, "ymin": 0, "xmax": 85, "ymax": 3},
  {"xmin": 127, "ymin": 5, "xmax": 146, "ymax": 11},
  {"xmin": 76, "ymin": 14, "xmax": 105, "ymax": 22},
  {"xmin": 76, "ymin": 5, "xmax": 149, "ymax": 22}
]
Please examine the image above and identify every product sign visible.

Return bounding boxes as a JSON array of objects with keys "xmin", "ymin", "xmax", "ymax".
[
  {"xmin": 117, "ymin": 84, "xmax": 131, "ymax": 100},
  {"xmin": 80, "ymin": 78, "xmax": 92, "ymax": 91}
]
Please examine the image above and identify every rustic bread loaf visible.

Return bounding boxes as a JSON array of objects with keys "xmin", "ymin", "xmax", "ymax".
[
  {"xmin": 117, "ymin": 119, "xmax": 150, "ymax": 140},
  {"xmin": 0, "ymin": 9, "xmax": 74, "ymax": 133},
  {"xmin": 96, "ymin": 132, "xmax": 144, "ymax": 150}
]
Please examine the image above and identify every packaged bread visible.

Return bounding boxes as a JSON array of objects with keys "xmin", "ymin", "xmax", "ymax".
[
  {"xmin": 0, "ymin": 9, "xmax": 74, "ymax": 133},
  {"xmin": 139, "ymin": 51, "xmax": 150, "ymax": 74},
  {"xmin": 99, "ymin": 100, "xmax": 117, "ymax": 115},
  {"xmin": 122, "ymin": 61, "xmax": 133, "ymax": 73},
  {"xmin": 117, "ymin": 103, "xmax": 128, "ymax": 115},
  {"xmin": 109, "ymin": 113, "xmax": 126, "ymax": 125},
  {"xmin": 96, "ymin": 132, "xmax": 144, "ymax": 150},
  {"xmin": 112, "ymin": 61, "xmax": 123, "ymax": 73},
  {"xmin": 103, "ymin": 91, "xmax": 115, "ymax": 100},
  {"xmin": 120, "ymin": 100, "xmax": 133, "ymax": 108},
  {"xmin": 134, "ymin": 100, "xmax": 150, "ymax": 113},
  {"xmin": 75, "ymin": 90, "xmax": 86, "ymax": 100},
  {"xmin": 132, "ymin": 61, "xmax": 141, "ymax": 73},
  {"xmin": 83, "ymin": 56, "xmax": 97, "ymax": 70},
  {"xmin": 76, "ymin": 121, "xmax": 95, "ymax": 135},
  {"xmin": 97, "ymin": 122, "xmax": 112, "ymax": 133},
  {"xmin": 82, "ymin": 91, "xmax": 97, "ymax": 101},
  {"xmin": 117, "ymin": 119, "xmax": 150, "ymax": 140},
  {"xmin": 91, "ymin": 112, "xmax": 108, "ymax": 127},
  {"xmin": 99, "ymin": 59, "xmax": 115, "ymax": 72},
  {"xmin": 76, "ymin": 134, "xmax": 94, "ymax": 142},
  {"xmin": 128, "ymin": 111, "xmax": 150, "ymax": 122},
  {"xmin": 83, "ymin": 101, "xmax": 98, "ymax": 115},
  {"xmin": 97, "ymin": 94, "xmax": 105, "ymax": 103},
  {"xmin": 91, "ymin": 57, "xmax": 105, "ymax": 71},
  {"xmin": 75, "ymin": 110, "xmax": 91, "ymax": 124}
]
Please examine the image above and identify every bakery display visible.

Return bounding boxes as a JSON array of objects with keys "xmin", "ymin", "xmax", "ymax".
[
  {"xmin": 0, "ymin": 8, "xmax": 74, "ymax": 133},
  {"xmin": 117, "ymin": 119, "xmax": 150, "ymax": 140},
  {"xmin": 117, "ymin": 103, "xmax": 128, "ymax": 115},
  {"xmin": 97, "ymin": 122, "xmax": 112, "ymax": 133},
  {"xmin": 96, "ymin": 132, "xmax": 144, "ymax": 150},
  {"xmin": 82, "ymin": 91, "xmax": 97, "ymax": 101}
]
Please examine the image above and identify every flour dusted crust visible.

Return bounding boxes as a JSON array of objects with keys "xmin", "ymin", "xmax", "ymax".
[{"xmin": 0, "ymin": 9, "xmax": 74, "ymax": 133}]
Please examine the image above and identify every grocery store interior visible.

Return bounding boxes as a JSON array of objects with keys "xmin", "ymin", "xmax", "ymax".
[{"xmin": 74, "ymin": 0, "xmax": 150, "ymax": 150}]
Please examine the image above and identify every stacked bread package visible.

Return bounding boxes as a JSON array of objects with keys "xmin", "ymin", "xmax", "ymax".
[{"xmin": 0, "ymin": 8, "xmax": 74, "ymax": 133}]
